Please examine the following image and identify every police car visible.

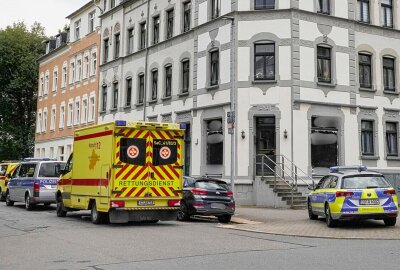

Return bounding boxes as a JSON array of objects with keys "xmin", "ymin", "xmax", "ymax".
[
  {"xmin": 6, "ymin": 158, "xmax": 66, "ymax": 210},
  {"xmin": 308, "ymin": 166, "xmax": 398, "ymax": 227}
]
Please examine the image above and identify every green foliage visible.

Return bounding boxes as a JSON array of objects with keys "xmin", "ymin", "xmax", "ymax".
[{"xmin": 0, "ymin": 22, "xmax": 46, "ymax": 160}]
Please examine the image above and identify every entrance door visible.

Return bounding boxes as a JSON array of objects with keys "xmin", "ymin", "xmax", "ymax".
[{"xmin": 255, "ymin": 117, "xmax": 276, "ymax": 176}]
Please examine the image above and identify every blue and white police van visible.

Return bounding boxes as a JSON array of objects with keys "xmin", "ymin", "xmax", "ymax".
[{"xmin": 6, "ymin": 158, "xmax": 66, "ymax": 210}]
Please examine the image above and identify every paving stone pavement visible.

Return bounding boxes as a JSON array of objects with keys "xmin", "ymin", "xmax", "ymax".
[{"xmin": 220, "ymin": 206, "xmax": 400, "ymax": 240}]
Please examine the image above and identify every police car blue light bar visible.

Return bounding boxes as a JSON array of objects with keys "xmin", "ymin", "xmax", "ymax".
[
  {"xmin": 330, "ymin": 165, "xmax": 368, "ymax": 173},
  {"xmin": 23, "ymin": 158, "xmax": 57, "ymax": 162},
  {"xmin": 115, "ymin": 120, "xmax": 127, "ymax": 126},
  {"xmin": 180, "ymin": 123, "xmax": 187, "ymax": 129}
]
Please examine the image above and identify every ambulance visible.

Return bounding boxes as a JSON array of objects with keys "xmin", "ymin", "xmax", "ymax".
[
  {"xmin": 56, "ymin": 120, "xmax": 185, "ymax": 224},
  {"xmin": 0, "ymin": 162, "xmax": 19, "ymax": 201}
]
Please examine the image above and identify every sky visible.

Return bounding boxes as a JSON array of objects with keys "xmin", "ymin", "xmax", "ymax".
[{"xmin": 0, "ymin": 0, "xmax": 90, "ymax": 36}]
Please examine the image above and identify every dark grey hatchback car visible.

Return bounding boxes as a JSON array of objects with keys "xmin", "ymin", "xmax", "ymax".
[{"xmin": 177, "ymin": 176, "xmax": 235, "ymax": 223}]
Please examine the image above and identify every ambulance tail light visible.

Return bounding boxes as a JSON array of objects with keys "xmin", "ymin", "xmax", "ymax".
[
  {"xmin": 168, "ymin": 200, "xmax": 180, "ymax": 207},
  {"xmin": 384, "ymin": 189, "xmax": 396, "ymax": 196},
  {"xmin": 33, "ymin": 182, "xmax": 40, "ymax": 197},
  {"xmin": 336, "ymin": 191, "xmax": 354, "ymax": 197},
  {"xmin": 110, "ymin": 201, "xmax": 125, "ymax": 208},
  {"xmin": 191, "ymin": 189, "xmax": 208, "ymax": 195},
  {"xmin": 5, "ymin": 181, "xmax": 8, "ymax": 187}
]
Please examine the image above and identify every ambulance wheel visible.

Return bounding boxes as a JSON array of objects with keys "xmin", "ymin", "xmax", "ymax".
[
  {"xmin": 25, "ymin": 195, "xmax": 35, "ymax": 211},
  {"xmin": 177, "ymin": 203, "xmax": 190, "ymax": 221},
  {"xmin": 308, "ymin": 200, "xmax": 318, "ymax": 220},
  {"xmin": 91, "ymin": 202, "xmax": 108, "ymax": 224},
  {"xmin": 56, "ymin": 196, "xmax": 67, "ymax": 217},
  {"xmin": 325, "ymin": 203, "xmax": 338, "ymax": 228},
  {"xmin": 5, "ymin": 192, "xmax": 14, "ymax": 206},
  {"xmin": 384, "ymin": 218, "xmax": 397, "ymax": 226}
]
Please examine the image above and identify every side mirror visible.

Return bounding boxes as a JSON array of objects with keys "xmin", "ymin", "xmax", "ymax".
[
  {"xmin": 308, "ymin": 186, "xmax": 315, "ymax": 191},
  {"xmin": 6, "ymin": 173, "xmax": 12, "ymax": 179}
]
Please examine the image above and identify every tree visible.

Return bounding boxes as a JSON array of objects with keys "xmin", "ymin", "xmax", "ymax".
[{"xmin": 0, "ymin": 22, "xmax": 46, "ymax": 160}]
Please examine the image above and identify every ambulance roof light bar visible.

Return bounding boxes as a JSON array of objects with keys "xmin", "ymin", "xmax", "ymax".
[{"xmin": 330, "ymin": 165, "xmax": 368, "ymax": 173}]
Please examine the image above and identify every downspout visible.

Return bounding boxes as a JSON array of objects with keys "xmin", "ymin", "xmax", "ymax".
[{"xmin": 143, "ymin": 0, "xmax": 151, "ymax": 121}]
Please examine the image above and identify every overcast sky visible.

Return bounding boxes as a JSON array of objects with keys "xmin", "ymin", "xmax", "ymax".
[{"xmin": 0, "ymin": 0, "xmax": 90, "ymax": 36}]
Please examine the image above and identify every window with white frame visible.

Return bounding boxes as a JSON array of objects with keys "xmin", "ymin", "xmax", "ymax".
[
  {"xmin": 59, "ymin": 105, "xmax": 65, "ymax": 129},
  {"xmin": 381, "ymin": 0, "xmax": 393, "ymax": 28},
  {"xmin": 37, "ymin": 111, "xmax": 42, "ymax": 133},
  {"xmin": 83, "ymin": 55, "xmax": 89, "ymax": 79},
  {"xmin": 357, "ymin": 0, "xmax": 370, "ymax": 23},
  {"xmin": 43, "ymin": 109, "xmax": 48, "ymax": 132},
  {"xmin": 103, "ymin": 38, "xmax": 109, "ymax": 63},
  {"xmin": 386, "ymin": 122, "xmax": 398, "ymax": 156},
  {"xmin": 39, "ymin": 75, "xmax": 44, "ymax": 96},
  {"xmin": 126, "ymin": 78, "xmax": 132, "ymax": 107},
  {"xmin": 81, "ymin": 98, "xmax": 88, "ymax": 124},
  {"xmin": 53, "ymin": 69, "xmax": 58, "ymax": 92},
  {"xmin": 75, "ymin": 20, "xmax": 81, "ymax": 40},
  {"xmin": 183, "ymin": 2, "xmax": 191, "ymax": 32},
  {"xmin": 211, "ymin": 0, "xmax": 220, "ymax": 19},
  {"xmin": 101, "ymin": 85, "xmax": 107, "ymax": 111},
  {"xmin": 166, "ymin": 9, "xmax": 174, "ymax": 39},
  {"xmin": 61, "ymin": 64, "xmax": 67, "ymax": 88},
  {"xmin": 255, "ymin": 0, "xmax": 275, "ymax": 10},
  {"xmin": 88, "ymin": 11, "xmax": 95, "ymax": 33},
  {"xmin": 112, "ymin": 82, "xmax": 119, "ymax": 109},
  {"xmin": 383, "ymin": 56, "xmax": 395, "ymax": 91},
  {"xmin": 318, "ymin": 0, "xmax": 330, "ymax": 15},
  {"xmin": 91, "ymin": 51, "xmax": 97, "ymax": 76},
  {"xmin": 76, "ymin": 59, "xmax": 82, "ymax": 82},
  {"xmin": 128, "ymin": 28, "xmax": 134, "ymax": 53},
  {"xmin": 361, "ymin": 120, "xmax": 374, "ymax": 156},
  {"xmin": 50, "ymin": 107, "xmax": 56, "ymax": 130},
  {"xmin": 210, "ymin": 50, "xmax": 219, "ymax": 86},
  {"xmin": 74, "ymin": 100, "xmax": 80, "ymax": 125},
  {"xmin": 49, "ymin": 147, "xmax": 54, "ymax": 159},
  {"xmin": 89, "ymin": 96, "xmax": 95, "ymax": 122},
  {"xmin": 67, "ymin": 102, "xmax": 73, "ymax": 127},
  {"xmin": 114, "ymin": 33, "xmax": 120, "ymax": 59},
  {"xmin": 58, "ymin": 146, "xmax": 65, "ymax": 161},
  {"xmin": 44, "ymin": 72, "xmax": 49, "ymax": 95},
  {"xmin": 70, "ymin": 61, "xmax": 75, "ymax": 84}
]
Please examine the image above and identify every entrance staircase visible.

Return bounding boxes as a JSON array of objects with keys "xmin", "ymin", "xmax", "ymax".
[{"xmin": 256, "ymin": 154, "xmax": 314, "ymax": 209}]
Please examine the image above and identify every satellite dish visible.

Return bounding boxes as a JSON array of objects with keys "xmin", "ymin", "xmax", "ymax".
[
  {"xmin": 311, "ymin": 133, "xmax": 337, "ymax": 145},
  {"xmin": 207, "ymin": 133, "xmax": 224, "ymax": 144},
  {"xmin": 208, "ymin": 120, "xmax": 222, "ymax": 131}
]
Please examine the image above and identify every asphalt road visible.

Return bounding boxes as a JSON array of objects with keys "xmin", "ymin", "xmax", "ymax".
[{"xmin": 0, "ymin": 203, "xmax": 399, "ymax": 270}]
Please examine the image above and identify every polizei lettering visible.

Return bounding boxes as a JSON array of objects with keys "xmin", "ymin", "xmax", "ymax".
[{"xmin": 118, "ymin": 180, "xmax": 174, "ymax": 187}]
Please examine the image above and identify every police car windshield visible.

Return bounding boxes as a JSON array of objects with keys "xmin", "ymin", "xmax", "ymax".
[
  {"xmin": 342, "ymin": 175, "xmax": 391, "ymax": 189},
  {"xmin": 39, "ymin": 162, "xmax": 65, "ymax": 177}
]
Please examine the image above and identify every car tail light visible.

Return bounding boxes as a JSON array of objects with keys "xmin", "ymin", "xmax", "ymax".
[
  {"xmin": 191, "ymin": 188, "xmax": 208, "ymax": 195},
  {"xmin": 336, "ymin": 191, "xmax": 354, "ymax": 197},
  {"xmin": 384, "ymin": 189, "xmax": 396, "ymax": 196},
  {"xmin": 168, "ymin": 200, "xmax": 180, "ymax": 207},
  {"xmin": 33, "ymin": 182, "xmax": 40, "ymax": 197},
  {"xmin": 228, "ymin": 203, "xmax": 235, "ymax": 209},
  {"xmin": 110, "ymin": 201, "xmax": 125, "ymax": 208},
  {"xmin": 5, "ymin": 181, "xmax": 8, "ymax": 187},
  {"xmin": 192, "ymin": 203, "xmax": 205, "ymax": 208},
  {"xmin": 226, "ymin": 191, "xmax": 233, "ymax": 197}
]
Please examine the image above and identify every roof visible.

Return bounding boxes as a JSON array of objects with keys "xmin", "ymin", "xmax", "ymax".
[{"xmin": 66, "ymin": 1, "xmax": 94, "ymax": 19}]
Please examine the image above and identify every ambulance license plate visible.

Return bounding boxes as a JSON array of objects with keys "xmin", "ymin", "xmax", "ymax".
[
  {"xmin": 137, "ymin": 200, "xmax": 155, "ymax": 206},
  {"xmin": 360, "ymin": 199, "xmax": 380, "ymax": 205}
]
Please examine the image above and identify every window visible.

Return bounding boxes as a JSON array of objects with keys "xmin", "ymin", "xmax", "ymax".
[
  {"xmin": 153, "ymin": 16, "xmax": 160, "ymax": 45},
  {"xmin": 317, "ymin": 46, "xmax": 332, "ymax": 83},
  {"xmin": 359, "ymin": 53, "xmax": 372, "ymax": 88},
  {"xmin": 67, "ymin": 102, "xmax": 73, "ymax": 127},
  {"xmin": 165, "ymin": 65, "xmax": 172, "ymax": 97},
  {"xmin": 166, "ymin": 9, "xmax": 174, "ymax": 39},
  {"xmin": 83, "ymin": 56, "xmax": 89, "ymax": 79},
  {"xmin": 75, "ymin": 20, "xmax": 81, "ymax": 40},
  {"xmin": 39, "ymin": 76, "xmax": 44, "ymax": 96},
  {"xmin": 103, "ymin": 38, "xmax": 109, "ymax": 63},
  {"xmin": 59, "ymin": 105, "xmax": 65, "ymax": 129},
  {"xmin": 210, "ymin": 50, "xmax": 219, "ymax": 86},
  {"xmin": 74, "ymin": 100, "xmax": 80, "ymax": 125},
  {"xmin": 254, "ymin": 43, "xmax": 275, "ymax": 80},
  {"xmin": 126, "ymin": 78, "xmax": 132, "ymax": 107},
  {"xmin": 43, "ymin": 109, "xmax": 48, "ymax": 132},
  {"xmin": 357, "ymin": 0, "xmax": 370, "ymax": 23},
  {"xmin": 138, "ymin": 74, "xmax": 145, "ymax": 104},
  {"xmin": 89, "ymin": 96, "xmax": 95, "ymax": 122},
  {"xmin": 44, "ymin": 73, "xmax": 49, "ymax": 95},
  {"xmin": 383, "ymin": 57, "xmax": 395, "ymax": 91},
  {"xmin": 318, "ymin": 0, "xmax": 330, "ymax": 14},
  {"xmin": 76, "ymin": 59, "xmax": 82, "ymax": 82},
  {"xmin": 114, "ymin": 33, "xmax": 120, "ymax": 59},
  {"xmin": 183, "ymin": 2, "xmax": 191, "ymax": 32},
  {"xmin": 103, "ymin": 0, "xmax": 107, "ymax": 12},
  {"xmin": 101, "ymin": 85, "xmax": 107, "ymax": 111},
  {"xmin": 211, "ymin": 0, "xmax": 220, "ymax": 19},
  {"xmin": 91, "ymin": 52, "xmax": 97, "ymax": 76},
  {"xmin": 361, "ymin": 120, "xmax": 374, "ymax": 156},
  {"xmin": 82, "ymin": 99, "xmax": 88, "ymax": 123},
  {"xmin": 70, "ymin": 62, "xmax": 75, "ymax": 84},
  {"xmin": 62, "ymin": 65, "xmax": 67, "ymax": 87},
  {"xmin": 53, "ymin": 70, "xmax": 58, "ymax": 92},
  {"xmin": 89, "ymin": 11, "xmax": 96, "ymax": 33},
  {"xmin": 128, "ymin": 28, "xmax": 134, "ymax": 53},
  {"xmin": 37, "ymin": 112, "xmax": 42, "ymax": 133},
  {"xmin": 386, "ymin": 122, "xmax": 398, "ymax": 156},
  {"xmin": 151, "ymin": 70, "xmax": 158, "ymax": 100},
  {"xmin": 182, "ymin": 60, "xmax": 190, "ymax": 93},
  {"xmin": 382, "ymin": 0, "xmax": 393, "ymax": 28},
  {"xmin": 50, "ymin": 107, "xmax": 56, "ymax": 130},
  {"xmin": 255, "ymin": 0, "xmax": 275, "ymax": 9},
  {"xmin": 140, "ymin": 23, "xmax": 146, "ymax": 50},
  {"xmin": 110, "ymin": 0, "xmax": 115, "ymax": 9},
  {"xmin": 206, "ymin": 119, "xmax": 223, "ymax": 164},
  {"xmin": 112, "ymin": 82, "xmax": 118, "ymax": 109}
]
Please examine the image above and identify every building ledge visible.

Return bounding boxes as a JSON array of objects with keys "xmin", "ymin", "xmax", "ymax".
[{"xmin": 360, "ymin": 155, "xmax": 379, "ymax": 160}]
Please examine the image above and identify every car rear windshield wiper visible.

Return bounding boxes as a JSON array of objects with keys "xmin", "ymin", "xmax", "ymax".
[{"xmin": 366, "ymin": 186, "xmax": 379, "ymax": 189}]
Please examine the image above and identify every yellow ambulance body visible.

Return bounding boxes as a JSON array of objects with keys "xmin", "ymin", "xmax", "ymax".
[
  {"xmin": 0, "ymin": 162, "xmax": 19, "ymax": 201},
  {"xmin": 56, "ymin": 121, "xmax": 185, "ymax": 224}
]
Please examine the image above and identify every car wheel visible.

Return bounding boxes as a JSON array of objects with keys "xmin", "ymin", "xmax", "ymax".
[
  {"xmin": 25, "ymin": 195, "xmax": 34, "ymax": 211},
  {"xmin": 90, "ymin": 202, "xmax": 108, "ymax": 224},
  {"xmin": 56, "ymin": 196, "xmax": 67, "ymax": 217},
  {"xmin": 384, "ymin": 218, "xmax": 397, "ymax": 227},
  {"xmin": 217, "ymin": 215, "xmax": 232, "ymax": 224},
  {"xmin": 177, "ymin": 203, "xmax": 190, "ymax": 221},
  {"xmin": 44, "ymin": 203, "xmax": 51, "ymax": 207},
  {"xmin": 5, "ymin": 192, "xmax": 14, "ymax": 206},
  {"xmin": 325, "ymin": 204, "xmax": 338, "ymax": 228},
  {"xmin": 308, "ymin": 200, "xmax": 318, "ymax": 220}
]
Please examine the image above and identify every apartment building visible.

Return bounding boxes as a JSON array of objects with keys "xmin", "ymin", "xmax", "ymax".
[
  {"xmin": 35, "ymin": 2, "xmax": 101, "ymax": 161},
  {"xmin": 97, "ymin": 0, "xmax": 400, "ymax": 206}
]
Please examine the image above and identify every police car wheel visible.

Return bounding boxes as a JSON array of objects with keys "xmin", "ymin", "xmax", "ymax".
[
  {"xmin": 5, "ymin": 192, "xmax": 14, "ymax": 206},
  {"xmin": 25, "ymin": 195, "xmax": 34, "ymax": 211},
  {"xmin": 325, "ymin": 204, "xmax": 338, "ymax": 228},
  {"xmin": 308, "ymin": 200, "xmax": 318, "ymax": 220},
  {"xmin": 56, "ymin": 197, "xmax": 67, "ymax": 217},
  {"xmin": 384, "ymin": 218, "xmax": 397, "ymax": 227}
]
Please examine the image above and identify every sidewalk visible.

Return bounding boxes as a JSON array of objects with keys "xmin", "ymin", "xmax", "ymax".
[{"xmin": 221, "ymin": 206, "xmax": 400, "ymax": 240}]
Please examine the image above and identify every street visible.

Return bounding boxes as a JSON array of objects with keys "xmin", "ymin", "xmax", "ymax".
[{"xmin": 0, "ymin": 203, "xmax": 399, "ymax": 270}]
